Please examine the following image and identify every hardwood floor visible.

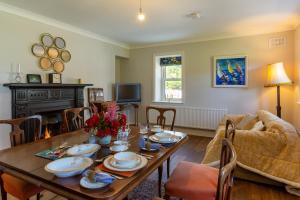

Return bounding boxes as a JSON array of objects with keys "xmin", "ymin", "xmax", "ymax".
[{"xmin": 7, "ymin": 132, "xmax": 300, "ymax": 200}]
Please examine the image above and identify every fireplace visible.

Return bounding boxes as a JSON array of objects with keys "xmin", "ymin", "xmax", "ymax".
[
  {"xmin": 4, "ymin": 83, "xmax": 93, "ymax": 142},
  {"xmin": 40, "ymin": 110, "xmax": 64, "ymax": 138}
]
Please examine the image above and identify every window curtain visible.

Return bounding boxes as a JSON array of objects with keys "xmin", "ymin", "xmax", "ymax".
[{"xmin": 160, "ymin": 56, "xmax": 181, "ymax": 66}]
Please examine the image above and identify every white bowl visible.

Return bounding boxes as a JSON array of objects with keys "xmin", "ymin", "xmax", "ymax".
[
  {"xmin": 45, "ymin": 157, "xmax": 93, "ymax": 178},
  {"xmin": 113, "ymin": 152, "xmax": 139, "ymax": 166},
  {"xmin": 67, "ymin": 144, "xmax": 100, "ymax": 157},
  {"xmin": 110, "ymin": 145, "xmax": 128, "ymax": 152},
  {"xmin": 113, "ymin": 140, "xmax": 128, "ymax": 146}
]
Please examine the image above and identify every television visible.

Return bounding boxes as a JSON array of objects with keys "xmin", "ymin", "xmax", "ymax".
[{"xmin": 115, "ymin": 83, "xmax": 141, "ymax": 103}]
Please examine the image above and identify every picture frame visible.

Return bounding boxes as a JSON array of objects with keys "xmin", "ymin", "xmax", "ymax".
[
  {"xmin": 213, "ymin": 55, "xmax": 248, "ymax": 87},
  {"xmin": 27, "ymin": 74, "xmax": 42, "ymax": 84},
  {"xmin": 49, "ymin": 73, "xmax": 62, "ymax": 84}
]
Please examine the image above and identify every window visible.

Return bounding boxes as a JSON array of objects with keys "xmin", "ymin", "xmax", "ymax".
[{"xmin": 154, "ymin": 53, "xmax": 183, "ymax": 103}]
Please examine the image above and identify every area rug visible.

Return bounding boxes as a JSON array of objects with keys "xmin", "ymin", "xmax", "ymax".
[{"xmin": 128, "ymin": 171, "xmax": 178, "ymax": 200}]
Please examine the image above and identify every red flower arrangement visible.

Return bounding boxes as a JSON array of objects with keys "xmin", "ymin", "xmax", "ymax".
[{"xmin": 85, "ymin": 103, "xmax": 127, "ymax": 137}]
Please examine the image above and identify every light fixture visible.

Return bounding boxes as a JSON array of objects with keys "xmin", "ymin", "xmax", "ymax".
[
  {"xmin": 264, "ymin": 62, "xmax": 292, "ymax": 118},
  {"xmin": 137, "ymin": 0, "xmax": 145, "ymax": 21}
]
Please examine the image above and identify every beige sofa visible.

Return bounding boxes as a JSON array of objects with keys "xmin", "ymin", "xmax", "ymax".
[{"xmin": 202, "ymin": 110, "xmax": 300, "ymax": 189}]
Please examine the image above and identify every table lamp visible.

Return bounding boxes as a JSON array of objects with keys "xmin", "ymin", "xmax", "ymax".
[{"xmin": 264, "ymin": 62, "xmax": 292, "ymax": 118}]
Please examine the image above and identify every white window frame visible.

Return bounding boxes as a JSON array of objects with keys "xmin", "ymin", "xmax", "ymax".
[{"xmin": 153, "ymin": 52, "xmax": 185, "ymax": 104}]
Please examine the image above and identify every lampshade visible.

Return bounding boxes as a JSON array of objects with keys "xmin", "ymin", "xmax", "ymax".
[{"xmin": 265, "ymin": 62, "xmax": 292, "ymax": 86}]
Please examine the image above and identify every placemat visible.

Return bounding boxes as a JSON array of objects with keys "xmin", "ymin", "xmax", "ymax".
[{"xmin": 96, "ymin": 163, "xmax": 138, "ymax": 178}]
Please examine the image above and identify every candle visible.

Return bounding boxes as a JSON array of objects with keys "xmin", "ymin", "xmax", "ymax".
[{"xmin": 17, "ymin": 64, "xmax": 21, "ymax": 73}]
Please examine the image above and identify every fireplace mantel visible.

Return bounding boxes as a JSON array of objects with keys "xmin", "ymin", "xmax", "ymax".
[
  {"xmin": 4, "ymin": 83, "xmax": 93, "ymax": 141},
  {"xmin": 3, "ymin": 83, "xmax": 93, "ymax": 118},
  {"xmin": 3, "ymin": 83, "xmax": 93, "ymax": 88}
]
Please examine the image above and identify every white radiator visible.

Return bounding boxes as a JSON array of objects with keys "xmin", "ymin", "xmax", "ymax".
[{"xmin": 148, "ymin": 105, "xmax": 228, "ymax": 130}]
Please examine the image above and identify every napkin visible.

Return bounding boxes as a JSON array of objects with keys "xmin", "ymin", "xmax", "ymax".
[
  {"xmin": 139, "ymin": 137, "xmax": 160, "ymax": 150},
  {"xmin": 96, "ymin": 164, "xmax": 137, "ymax": 178},
  {"xmin": 83, "ymin": 170, "xmax": 115, "ymax": 184}
]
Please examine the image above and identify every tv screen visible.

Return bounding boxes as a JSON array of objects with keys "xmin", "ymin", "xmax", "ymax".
[{"xmin": 115, "ymin": 83, "xmax": 141, "ymax": 103}]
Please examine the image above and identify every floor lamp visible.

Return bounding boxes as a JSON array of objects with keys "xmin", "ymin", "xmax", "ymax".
[{"xmin": 264, "ymin": 62, "xmax": 292, "ymax": 118}]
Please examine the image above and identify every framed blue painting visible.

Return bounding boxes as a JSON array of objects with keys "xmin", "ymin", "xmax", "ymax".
[{"xmin": 213, "ymin": 55, "xmax": 248, "ymax": 87}]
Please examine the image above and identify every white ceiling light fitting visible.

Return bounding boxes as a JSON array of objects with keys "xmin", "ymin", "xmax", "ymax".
[
  {"xmin": 137, "ymin": 0, "xmax": 145, "ymax": 21},
  {"xmin": 186, "ymin": 11, "xmax": 201, "ymax": 19}
]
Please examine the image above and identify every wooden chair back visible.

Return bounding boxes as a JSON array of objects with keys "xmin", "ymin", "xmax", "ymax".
[
  {"xmin": 63, "ymin": 107, "xmax": 92, "ymax": 132},
  {"xmin": 216, "ymin": 138, "xmax": 237, "ymax": 200},
  {"xmin": 146, "ymin": 106, "xmax": 176, "ymax": 130},
  {"xmin": 0, "ymin": 115, "xmax": 42, "ymax": 147},
  {"xmin": 225, "ymin": 119, "xmax": 236, "ymax": 143}
]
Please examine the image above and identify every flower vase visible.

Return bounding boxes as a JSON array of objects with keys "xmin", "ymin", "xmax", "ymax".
[{"xmin": 98, "ymin": 135, "xmax": 112, "ymax": 146}]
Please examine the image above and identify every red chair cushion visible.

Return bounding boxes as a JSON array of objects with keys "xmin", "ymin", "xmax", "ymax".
[
  {"xmin": 165, "ymin": 161, "xmax": 218, "ymax": 200},
  {"xmin": 1, "ymin": 173, "xmax": 43, "ymax": 199}
]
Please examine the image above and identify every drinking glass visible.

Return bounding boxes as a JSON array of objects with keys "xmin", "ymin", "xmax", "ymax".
[{"xmin": 139, "ymin": 123, "xmax": 148, "ymax": 134}]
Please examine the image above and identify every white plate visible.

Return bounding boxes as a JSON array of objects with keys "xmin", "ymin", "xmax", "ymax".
[
  {"xmin": 103, "ymin": 155, "xmax": 147, "ymax": 172},
  {"xmin": 149, "ymin": 134, "xmax": 179, "ymax": 144},
  {"xmin": 45, "ymin": 157, "xmax": 93, "ymax": 178},
  {"xmin": 139, "ymin": 130, "xmax": 148, "ymax": 134},
  {"xmin": 67, "ymin": 144, "xmax": 100, "ymax": 157},
  {"xmin": 80, "ymin": 177, "xmax": 108, "ymax": 189}
]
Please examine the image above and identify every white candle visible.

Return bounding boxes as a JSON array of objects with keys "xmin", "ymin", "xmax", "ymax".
[{"xmin": 17, "ymin": 64, "xmax": 21, "ymax": 73}]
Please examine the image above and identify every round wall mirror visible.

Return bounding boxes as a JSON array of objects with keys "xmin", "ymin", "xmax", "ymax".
[
  {"xmin": 47, "ymin": 47, "xmax": 59, "ymax": 58},
  {"xmin": 61, "ymin": 50, "xmax": 71, "ymax": 62},
  {"xmin": 39, "ymin": 57, "xmax": 52, "ymax": 70},
  {"xmin": 41, "ymin": 33, "xmax": 54, "ymax": 47},
  {"xmin": 32, "ymin": 43, "xmax": 45, "ymax": 57},
  {"xmin": 54, "ymin": 37, "xmax": 66, "ymax": 49},
  {"xmin": 53, "ymin": 60, "xmax": 65, "ymax": 73}
]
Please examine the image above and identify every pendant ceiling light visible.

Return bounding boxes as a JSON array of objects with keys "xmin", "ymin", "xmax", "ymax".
[{"xmin": 137, "ymin": 0, "xmax": 145, "ymax": 21}]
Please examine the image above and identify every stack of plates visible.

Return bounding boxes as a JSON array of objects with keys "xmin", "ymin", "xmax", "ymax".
[
  {"xmin": 67, "ymin": 144, "xmax": 100, "ymax": 157},
  {"xmin": 103, "ymin": 152, "xmax": 148, "ymax": 172},
  {"xmin": 149, "ymin": 132, "xmax": 180, "ymax": 144},
  {"xmin": 45, "ymin": 157, "xmax": 93, "ymax": 177}
]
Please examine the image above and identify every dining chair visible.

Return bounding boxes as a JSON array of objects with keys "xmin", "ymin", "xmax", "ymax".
[
  {"xmin": 63, "ymin": 107, "xmax": 92, "ymax": 132},
  {"xmin": 225, "ymin": 119, "xmax": 236, "ymax": 143},
  {"xmin": 146, "ymin": 105, "xmax": 176, "ymax": 197},
  {"xmin": 164, "ymin": 138, "xmax": 237, "ymax": 200},
  {"xmin": 0, "ymin": 115, "xmax": 43, "ymax": 200}
]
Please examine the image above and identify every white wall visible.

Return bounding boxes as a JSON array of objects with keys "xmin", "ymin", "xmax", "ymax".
[
  {"xmin": 293, "ymin": 26, "xmax": 300, "ymax": 130},
  {"xmin": 0, "ymin": 11, "xmax": 129, "ymax": 149},
  {"xmin": 123, "ymin": 31, "xmax": 295, "ymax": 124}
]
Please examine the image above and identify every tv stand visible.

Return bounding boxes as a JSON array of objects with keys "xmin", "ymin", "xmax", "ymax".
[{"xmin": 117, "ymin": 103, "xmax": 139, "ymax": 126}]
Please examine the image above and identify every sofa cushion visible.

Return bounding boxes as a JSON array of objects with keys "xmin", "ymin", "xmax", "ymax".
[
  {"xmin": 257, "ymin": 110, "xmax": 297, "ymax": 135},
  {"xmin": 236, "ymin": 114, "xmax": 258, "ymax": 130},
  {"xmin": 250, "ymin": 121, "xmax": 265, "ymax": 131}
]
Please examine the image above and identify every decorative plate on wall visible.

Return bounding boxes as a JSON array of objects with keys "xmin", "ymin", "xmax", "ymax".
[
  {"xmin": 53, "ymin": 60, "xmax": 65, "ymax": 73},
  {"xmin": 39, "ymin": 57, "xmax": 52, "ymax": 70},
  {"xmin": 61, "ymin": 50, "xmax": 71, "ymax": 62},
  {"xmin": 54, "ymin": 37, "xmax": 66, "ymax": 49},
  {"xmin": 47, "ymin": 47, "xmax": 59, "ymax": 59},
  {"xmin": 32, "ymin": 43, "xmax": 45, "ymax": 57},
  {"xmin": 41, "ymin": 33, "xmax": 54, "ymax": 47}
]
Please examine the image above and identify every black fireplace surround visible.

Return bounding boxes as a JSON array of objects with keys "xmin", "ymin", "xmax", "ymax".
[{"xmin": 3, "ymin": 83, "xmax": 93, "ymax": 141}]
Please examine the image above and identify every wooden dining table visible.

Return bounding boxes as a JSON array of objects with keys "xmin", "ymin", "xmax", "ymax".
[{"xmin": 0, "ymin": 127, "xmax": 188, "ymax": 200}]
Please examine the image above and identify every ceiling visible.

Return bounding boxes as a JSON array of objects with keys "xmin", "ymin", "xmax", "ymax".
[{"xmin": 1, "ymin": 0, "xmax": 300, "ymax": 48}]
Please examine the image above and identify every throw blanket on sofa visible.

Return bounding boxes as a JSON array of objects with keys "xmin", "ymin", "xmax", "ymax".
[{"xmin": 202, "ymin": 110, "xmax": 300, "ymax": 191}]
